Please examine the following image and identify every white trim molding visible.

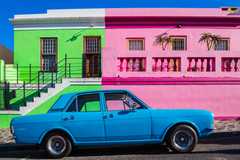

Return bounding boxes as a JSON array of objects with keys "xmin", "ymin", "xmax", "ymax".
[{"xmin": 11, "ymin": 8, "xmax": 106, "ymax": 30}]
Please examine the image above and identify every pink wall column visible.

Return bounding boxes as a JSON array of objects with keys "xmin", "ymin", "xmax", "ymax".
[{"xmin": 103, "ymin": 84, "xmax": 240, "ymax": 118}]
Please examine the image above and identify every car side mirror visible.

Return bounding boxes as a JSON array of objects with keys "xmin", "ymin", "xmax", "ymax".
[{"xmin": 129, "ymin": 102, "xmax": 137, "ymax": 111}]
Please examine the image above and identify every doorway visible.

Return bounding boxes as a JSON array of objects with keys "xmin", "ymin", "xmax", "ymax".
[{"xmin": 83, "ymin": 37, "xmax": 101, "ymax": 78}]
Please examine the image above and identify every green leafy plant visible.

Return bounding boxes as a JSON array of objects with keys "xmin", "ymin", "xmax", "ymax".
[
  {"xmin": 154, "ymin": 33, "xmax": 172, "ymax": 50},
  {"xmin": 199, "ymin": 33, "xmax": 222, "ymax": 51}
]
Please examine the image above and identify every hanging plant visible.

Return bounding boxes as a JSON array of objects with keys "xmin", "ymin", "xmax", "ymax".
[
  {"xmin": 199, "ymin": 33, "xmax": 222, "ymax": 51},
  {"xmin": 154, "ymin": 33, "xmax": 172, "ymax": 50}
]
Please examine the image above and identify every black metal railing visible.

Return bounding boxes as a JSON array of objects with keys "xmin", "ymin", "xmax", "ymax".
[
  {"xmin": 0, "ymin": 82, "xmax": 16, "ymax": 110},
  {"xmin": 0, "ymin": 54, "xmax": 102, "ymax": 111}
]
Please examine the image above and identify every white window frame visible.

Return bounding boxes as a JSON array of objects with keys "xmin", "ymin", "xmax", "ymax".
[
  {"xmin": 171, "ymin": 36, "xmax": 187, "ymax": 51},
  {"xmin": 127, "ymin": 38, "xmax": 145, "ymax": 51},
  {"xmin": 214, "ymin": 38, "xmax": 230, "ymax": 51}
]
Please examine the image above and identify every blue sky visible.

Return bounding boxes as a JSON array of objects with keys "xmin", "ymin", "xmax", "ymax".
[{"xmin": 1, "ymin": 0, "xmax": 240, "ymax": 50}]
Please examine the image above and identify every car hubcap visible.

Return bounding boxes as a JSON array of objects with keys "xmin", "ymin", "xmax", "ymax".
[
  {"xmin": 47, "ymin": 136, "xmax": 66, "ymax": 155},
  {"xmin": 173, "ymin": 130, "xmax": 193, "ymax": 151}
]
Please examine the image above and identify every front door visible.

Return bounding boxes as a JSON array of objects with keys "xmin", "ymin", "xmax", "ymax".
[
  {"xmin": 103, "ymin": 92, "xmax": 151, "ymax": 141},
  {"xmin": 83, "ymin": 37, "xmax": 101, "ymax": 77}
]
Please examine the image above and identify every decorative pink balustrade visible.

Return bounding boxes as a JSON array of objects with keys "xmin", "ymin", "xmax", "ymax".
[
  {"xmin": 111, "ymin": 54, "xmax": 240, "ymax": 77},
  {"xmin": 152, "ymin": 57, "xmax": 181, "ymax": 72},
  {"xmin": 117, "ymin": 57, "xmax": 146, "ymax": 72},
  {"xmin": 222, "ymin": 58, "xmax": 240, "ymax": 72},
  {"xmin": 187, "ymin": 57, "xmax": 215, "ymax": 72}
]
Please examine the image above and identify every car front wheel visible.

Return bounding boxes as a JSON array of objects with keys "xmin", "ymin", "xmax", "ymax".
[
  {"xmin": 167, "ymin": 125, "xmax": 198, "ymax": 153},
  {"xmin": 45, "ymin": 133, "xmax": 72, "ymax": 158}
]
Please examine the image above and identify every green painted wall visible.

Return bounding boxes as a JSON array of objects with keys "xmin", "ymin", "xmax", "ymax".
[
  {"xmin": 14, "ymin": 28, "xmax": 105, "ymax": 80},
  {"xmin": 0, "ymin": 114, "xmax": 20, "ymax": 128}
]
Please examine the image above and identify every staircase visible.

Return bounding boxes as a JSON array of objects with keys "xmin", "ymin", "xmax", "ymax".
[
  {"xmin": 0, "ymin": 55, "xmax": 102, "ymax": 115},
  {"xmin": 20, "ymin": 79, "xmax": 71, "ymax": 115}
]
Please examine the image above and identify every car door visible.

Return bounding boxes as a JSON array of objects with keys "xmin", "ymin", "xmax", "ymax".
[
  {"xmin": 103, "ymin": 92, "xmax": 151, "ymax": 141},
  {"xmin": 61, "ymin": 93, "xmax": 105, "ymax": 143}
]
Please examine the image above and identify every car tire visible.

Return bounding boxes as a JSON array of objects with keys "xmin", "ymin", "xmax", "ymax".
[
  {"xmin": 167, "ymin": 125, "xmax": 198, "ymax": 153},
  {"xmin": 44, "ymin": 132, "xmax": 72, "ymax": 158}
]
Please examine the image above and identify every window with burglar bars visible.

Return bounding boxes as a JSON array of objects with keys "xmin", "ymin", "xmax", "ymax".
[
  {"xmin": 84, "ymin": 37, "xmax": 101, "ymax": 54},
  {"xmin": 41, "ymin": 38, "xmax": 57, "ymax": 72},
  {"xmin": 214, "ymin": 39, "xmax": 230, "ymax": 51},
  {"xmin": 128, "ymin": 38, "xmax": 145, "ymax": 51},
  {"xmin": 171, "ymin": 36, "xmax": 187, "ymax": 51}
]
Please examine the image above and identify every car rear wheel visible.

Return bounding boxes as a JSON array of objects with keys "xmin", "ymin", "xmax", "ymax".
[
  {"xmin": 44, "ymin": 133, "xmax": 72, "ymax": 158},
  {"xmin": 167, "ymin": 125, "xmax": 198, "ymax": 153}
]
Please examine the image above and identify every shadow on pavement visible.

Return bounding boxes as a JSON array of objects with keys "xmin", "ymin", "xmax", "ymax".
[
  {"xmin": 200, "ymin": 131, "xmax": 240, "ymax": 144},
  {"xmin": 195, "ymin": 149, "xmax": 240, "ymax": 155}
]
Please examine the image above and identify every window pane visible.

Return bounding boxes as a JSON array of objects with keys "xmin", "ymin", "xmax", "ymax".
[
  {"xmin": 105, "ymin": 93, "xmax": 127, "ymax": 111},
  {"xmin": 172, "ymin": 37, "xmax": 186, "ymax": 51},
  {"xmin": 41, "ymin": 38, "xmax": 57, "ymax": 72},
  {"xmin": 215, "ymin": 39, "xmax": 229, "ymax": 51},
  {"xmin": 84, "ymin": 37, "xmax": 101, "ymax": 53},
  {"xmin": 42, "ymin": 38, "xmax": 57, "ymax": 55},
  {"xmin": 77, "ymin": 94, "xmax": 101, "ymax": 112},
  {"xmin": 128, "ymin": 39, "xmax": 144, "ymax": 51},
  {"xmin": 67, "ymin": 99, "xmax": 77, "ymax": 112},
  {"xmin": 105, "ymin": 93, "xmax": 141, "ymax": 111}
]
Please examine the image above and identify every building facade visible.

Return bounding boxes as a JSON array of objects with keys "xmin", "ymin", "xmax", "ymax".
[
  {"xmin": 12, "ymin": 9, "xmax": 105, "ymax": 79},
  {"xmin": 5, "ymin": 8, "xmax": 240, "ymax": 119},
  {"xmin": 102, "ymin": 8, "xmax": 240, "ymax": 118}
]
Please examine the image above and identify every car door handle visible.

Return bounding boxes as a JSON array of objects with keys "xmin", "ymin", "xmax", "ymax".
[
  {"xmin": 62, "ymin": 117, "xmax": 69, "ymax": 121},
  {"xmin": 62, "ymin": 115, "xmax": 74, "ymax": 121},
  {"xmin": 103, "ymin": 115, "xmax": 107, "ymax": 119}
]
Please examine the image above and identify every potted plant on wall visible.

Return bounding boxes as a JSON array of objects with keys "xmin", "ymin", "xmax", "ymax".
[
  {"xmin": 199, "ymin": 32, "xmax": 222, "ymax": 51},
  {"xmin": 154, "ymin": 33, "xmax": 172, "ymax": 50}
]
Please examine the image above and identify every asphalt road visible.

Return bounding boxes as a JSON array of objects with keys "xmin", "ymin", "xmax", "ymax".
[{"xmin": 0, "ymin": 132, "xmax": 239, "ymax": 160}]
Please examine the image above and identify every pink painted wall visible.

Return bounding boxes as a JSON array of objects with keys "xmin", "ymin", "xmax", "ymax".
[
  {"xmin": 103, "ymin": 84, "xmax": 240, "ymax": 118},
  {"xmin": 103, "ymin": 28, "xmax": 240, "ymax": 78},
  {"xmin": 102, "ymin": 8, "xmax": 240, "ymax": 118},
  {"xmin": 106, "ymin": 8, "xmax": 238, "ymax": 17},
  {"xmin": 103, "ymin": 8, "xmax": 240, "ymax": 78}
]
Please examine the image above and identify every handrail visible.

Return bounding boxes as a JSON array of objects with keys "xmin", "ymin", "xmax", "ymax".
[{"xmin": 2, "ymin": 54, "xmax": 102, "ymax": 110}]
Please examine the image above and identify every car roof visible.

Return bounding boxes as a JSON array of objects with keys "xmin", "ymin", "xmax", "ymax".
[
  {"xmin": 63, "ymin": 89, "xmax": 130, "ymax": 97},
  {"xmin": 49, "ymin": 90, "xmax": 130, "ymax": 111}
]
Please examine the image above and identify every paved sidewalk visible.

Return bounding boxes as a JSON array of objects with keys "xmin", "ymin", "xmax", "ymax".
[
  {"xmin": 0, "ymin": 119, "xmax": 239, "ymax": 144},
  {"xmin": 214, "ymin": 119, "xmax": 240, "ymax": 132},
  {"xmin": 0, "ymin": 129, "xmax": 14, "ymax": 144}
]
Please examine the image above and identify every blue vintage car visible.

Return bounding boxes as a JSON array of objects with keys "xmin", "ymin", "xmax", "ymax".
[{"xmin": 11, "ymin": 90, "xmax": 214, "ymax": 158}]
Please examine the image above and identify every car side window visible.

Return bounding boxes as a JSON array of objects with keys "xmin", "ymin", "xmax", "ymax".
[
  {"xmin": 105, "ymin": 93, "xmax": 141, "ymax": 111},
  {"xmin": 67, "ymin": 99, "xmax": 77, "ymax": 112},
  {"xmin": 77, "ymin": 94, "xmax": 101, "ymax": 112}
]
